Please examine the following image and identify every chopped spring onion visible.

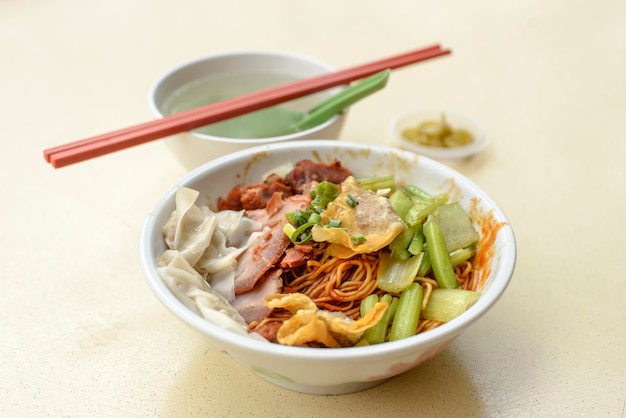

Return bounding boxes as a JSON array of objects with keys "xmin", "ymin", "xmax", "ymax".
[
  {"xmin": 422, "ymin": 288, "xmax": 481, "ymax": 322},
  {"xmin": 283, "ymin": 221, "xmax": 315, "ymax": 244},
  {"xmin": 346, "ymin": 194, "xmax": 359, "ymax": 207},
  {"xmin": 350, "ymin": 234, "xmax": 367, "ymax": 244},
  {"xmin": 285, "ymin": 208, "xmax": 308, "ymax": 226},
  {"xmin": 310, "ymin": 181, "xmax": 339, "ymax": 210},
  {"xmin": 326, "ymin": 218, "xmax": 342, "ymax": 228},
  {"xmin": 308, "ymin": 212, "xmax": 322, "ymax": 225},
  {"xmin": 389, "ymin": 282, "xmax": 424, "ymax": 341},
  {"xmin": 284, "ymin": 181, "xmax": 344, "ymax": 244},
  {"xmin": 283, "ymin": 223, "xmax": 296, "ymax": 238}
]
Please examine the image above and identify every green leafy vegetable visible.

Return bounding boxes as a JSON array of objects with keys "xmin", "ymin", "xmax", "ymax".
[
  {"xmin": 422, "ymin": 288, "xmax": 481, "ymax": 322},
  {"xmin": 405, "ymin": 193, "xmax": 449, "ymax": 226},
  {"xmin": 355, "ymin": 176, "xmax": 395, "ymax": 191},
  {"xmin": 363, "ymin": 294, "xmax": 398, "ymax": 344},
  {"xmin": 389, "ymin": 228, "xmax": 413, "ymax": 260},
  {"xmin": 359, "ymin": 294, "xmax": 379, "ymax": 318},
  {"xmin": 389, "ymin": 282, "xmax": 424, "ymax": 341},
  {"xmin": 435, "ymin": 202, "xmax": 479, "ymax": 252},
  {"xmin": 417, "ymin": 247, "xmax": 431, "ymax": 277},
  {"xmin": 423, "ymin": 214, "xmax": 459, "ymax": 288},
  {"xmin": 376, "ymin": 251, "xmax": 423, "ymax": 293},
  {"xmin": 403, "ymin": 185, "xmax": 432, "ymax": 201},
  {"xmin": 407, "ymin": 223, "xmax": 424, "ymax": 255},
  {"xmin": 388, "ymin": 189, "xmax": 414, "ymax": 221},
  {"xmin": 449, "ymin": 247, "xmax": 474, "ymax": 267}
]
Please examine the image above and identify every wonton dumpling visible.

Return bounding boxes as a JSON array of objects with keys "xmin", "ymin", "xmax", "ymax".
[
  {"xmin": 162, "ymin": 187, "xmax": 263, "ymax": 302},
  {"xmin": 163, "ymin": 187, "xmax": 218, "ymax": 266},
  {"xmin": 264, "ymin": 293, "xmax": 388, "ymax": 347},
  {"xmin": 157, "ymin": 251, "xmax": 250, "ymax": 336},
  {"xmin": 195, "ymin": 212, "xmax": 262, "ymax": 275},
  {"xmin": 311, "ymin": 177, "xmax": 406, "ymax": 258}
]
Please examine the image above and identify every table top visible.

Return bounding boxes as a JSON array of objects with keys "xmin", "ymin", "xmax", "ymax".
[{"xmin": 2, "ymin": 1, "xmax": 625, "ymax": 416}]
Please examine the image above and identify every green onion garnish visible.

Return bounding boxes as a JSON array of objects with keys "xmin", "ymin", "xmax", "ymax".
[
  {"xmin": 326, "ymin": 219, "xmax": 342, "ymax": 228},
  {"xmin": 350, "ymin": 234, "xmax": 367, "ymax": 244},
  {"xmin": 346, "ymin": 194, "xmax": 359, "ymax": 207}
]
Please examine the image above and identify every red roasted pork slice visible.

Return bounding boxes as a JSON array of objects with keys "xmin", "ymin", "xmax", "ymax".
[
  {"xmin": 246, "ymin": 193, "xmax": 312, "ymax": 228},
  {"xmin": 234, "ymin": 218, "xmax": 291, "ymax": 295},
  {"xmin": 217, "ymin": 184, "xmax": 245, "ymax": 211},
  {"xmin": 280, "ymin": 243, "xmax": 314, "ymax": 268},
  {"xmin": 252, "ymin": 320, "xmax": 282, "ymax": 343},
  {"xmin": 232, "ymin": 268, "xmax": 283, "ymax": 324},
  {"xmin": 284, "ymin": 159, "xmax": 352, "ymax": 193},
  {"xmin": 218, "ymin": 173, "xmax": 292, "ymax": 211},
  {"xmin": 234, "ymin": 193, "xmax": 311, "ymax": 295}
]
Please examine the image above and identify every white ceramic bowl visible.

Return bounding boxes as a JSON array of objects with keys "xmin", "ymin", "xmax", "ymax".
[
  {"xmin": 390, "ymin": 109, "xmax": 488, "ymax": 160},
  {"xmin": 149, "ymin": 50, "xmax": 347, "ymax": 169},
  {"xmin": 139, "ymin": 140, "xmax": 516, "ymax": 395}
]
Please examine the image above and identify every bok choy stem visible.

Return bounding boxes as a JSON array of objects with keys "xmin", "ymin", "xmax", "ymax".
[
  {"xmin": 449, "ymin": 247, "xmax": 474, "ymax": 267},
  {"xmin": 389, "ymin": 282, "xmax": 424, "ymax": 341},
  {"xmin": 424, "ymin": 215, "xmax": 459, "ymax": 288},
  {"xmin": 422, "ymin": 288, "xmax": 481, "ymax": 322},
  {"xmin": 364, "ymin": 294, "xmax": 397, "ymax": 344},
  {"xmin": 376, "ymin": 252, "xmax": 423, "ymax": 293}
]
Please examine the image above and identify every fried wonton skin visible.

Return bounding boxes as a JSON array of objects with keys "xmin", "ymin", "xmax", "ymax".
[
  {"xmin": 311, "ymin": 177, "xmax": 406, "ymax": 258},
  {"xmin": 264, "ymin": 293, "xmax": 388, "ymax": 348}
]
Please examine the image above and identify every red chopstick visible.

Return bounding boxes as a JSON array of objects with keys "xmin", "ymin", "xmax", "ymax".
[{"xmin": 44, "ymin": 44, "xmax": 451, "ymax": 168}]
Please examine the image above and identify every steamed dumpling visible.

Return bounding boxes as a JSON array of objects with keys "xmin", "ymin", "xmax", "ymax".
[
  {"xmin": 162, "ymin": 187, "xmax": 263, "ymax": 302},
  {"xmin": 163, "ymin": 187, "xmax": 217, "ymax": 266},
  {"xmin": 157, "ymin": 251, "xmax": 250, "ymax": 336}
]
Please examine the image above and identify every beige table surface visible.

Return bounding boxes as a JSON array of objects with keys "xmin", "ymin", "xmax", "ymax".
[{"xmin": 2, "ymin": 0, "xmax": 625, "ymax": 416}]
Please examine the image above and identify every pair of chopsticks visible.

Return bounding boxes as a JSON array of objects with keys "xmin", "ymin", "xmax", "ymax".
[{"xmin": 44, "ymin": 44, "xmax": 451, "ymax": 168}]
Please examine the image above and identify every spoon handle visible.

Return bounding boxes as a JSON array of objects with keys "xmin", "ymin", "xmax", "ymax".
[{"xmin": 294, "ymin": 69, "xmax": 390, "ymax": 131}]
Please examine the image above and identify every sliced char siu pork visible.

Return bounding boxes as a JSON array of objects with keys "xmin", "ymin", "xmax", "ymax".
[
  {"xmin": 231, "ymin": 268, "xmax": 283, "ymax": 324},
  {"xmin": 232, "ymin": 193, "xmax": 311, "ymax": 296},
  {"xmin": 284, "ymin": 159, "xmax": 352, "ymax": 193}
]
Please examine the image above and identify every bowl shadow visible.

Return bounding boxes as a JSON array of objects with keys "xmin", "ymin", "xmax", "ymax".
[{"xmin": 160, "ymin": 340, "xmax": 486, "ymax": 417}]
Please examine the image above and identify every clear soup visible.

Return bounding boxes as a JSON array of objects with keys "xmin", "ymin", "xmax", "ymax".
[{"xmin": 162, "ymin": 72, "xmax": 311, "ymax": 139}]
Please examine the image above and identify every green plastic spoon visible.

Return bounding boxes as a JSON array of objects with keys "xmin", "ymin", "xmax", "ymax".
[
  {"xmin": 293, "ymin": 68, "xmax": 390, "ymax": 131},
  {"xmin": 191, "ymin": 69, "xmax": 390, "ymax": 138}
]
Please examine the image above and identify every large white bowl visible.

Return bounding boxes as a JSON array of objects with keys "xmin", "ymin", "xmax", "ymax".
[
  {"xmin": 139, "ymin": 140, "xmax": 516, "ymax": 395},
  {"xmin": 149, "ymin": 50, "xmax": 347, "ymax": 169}
]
